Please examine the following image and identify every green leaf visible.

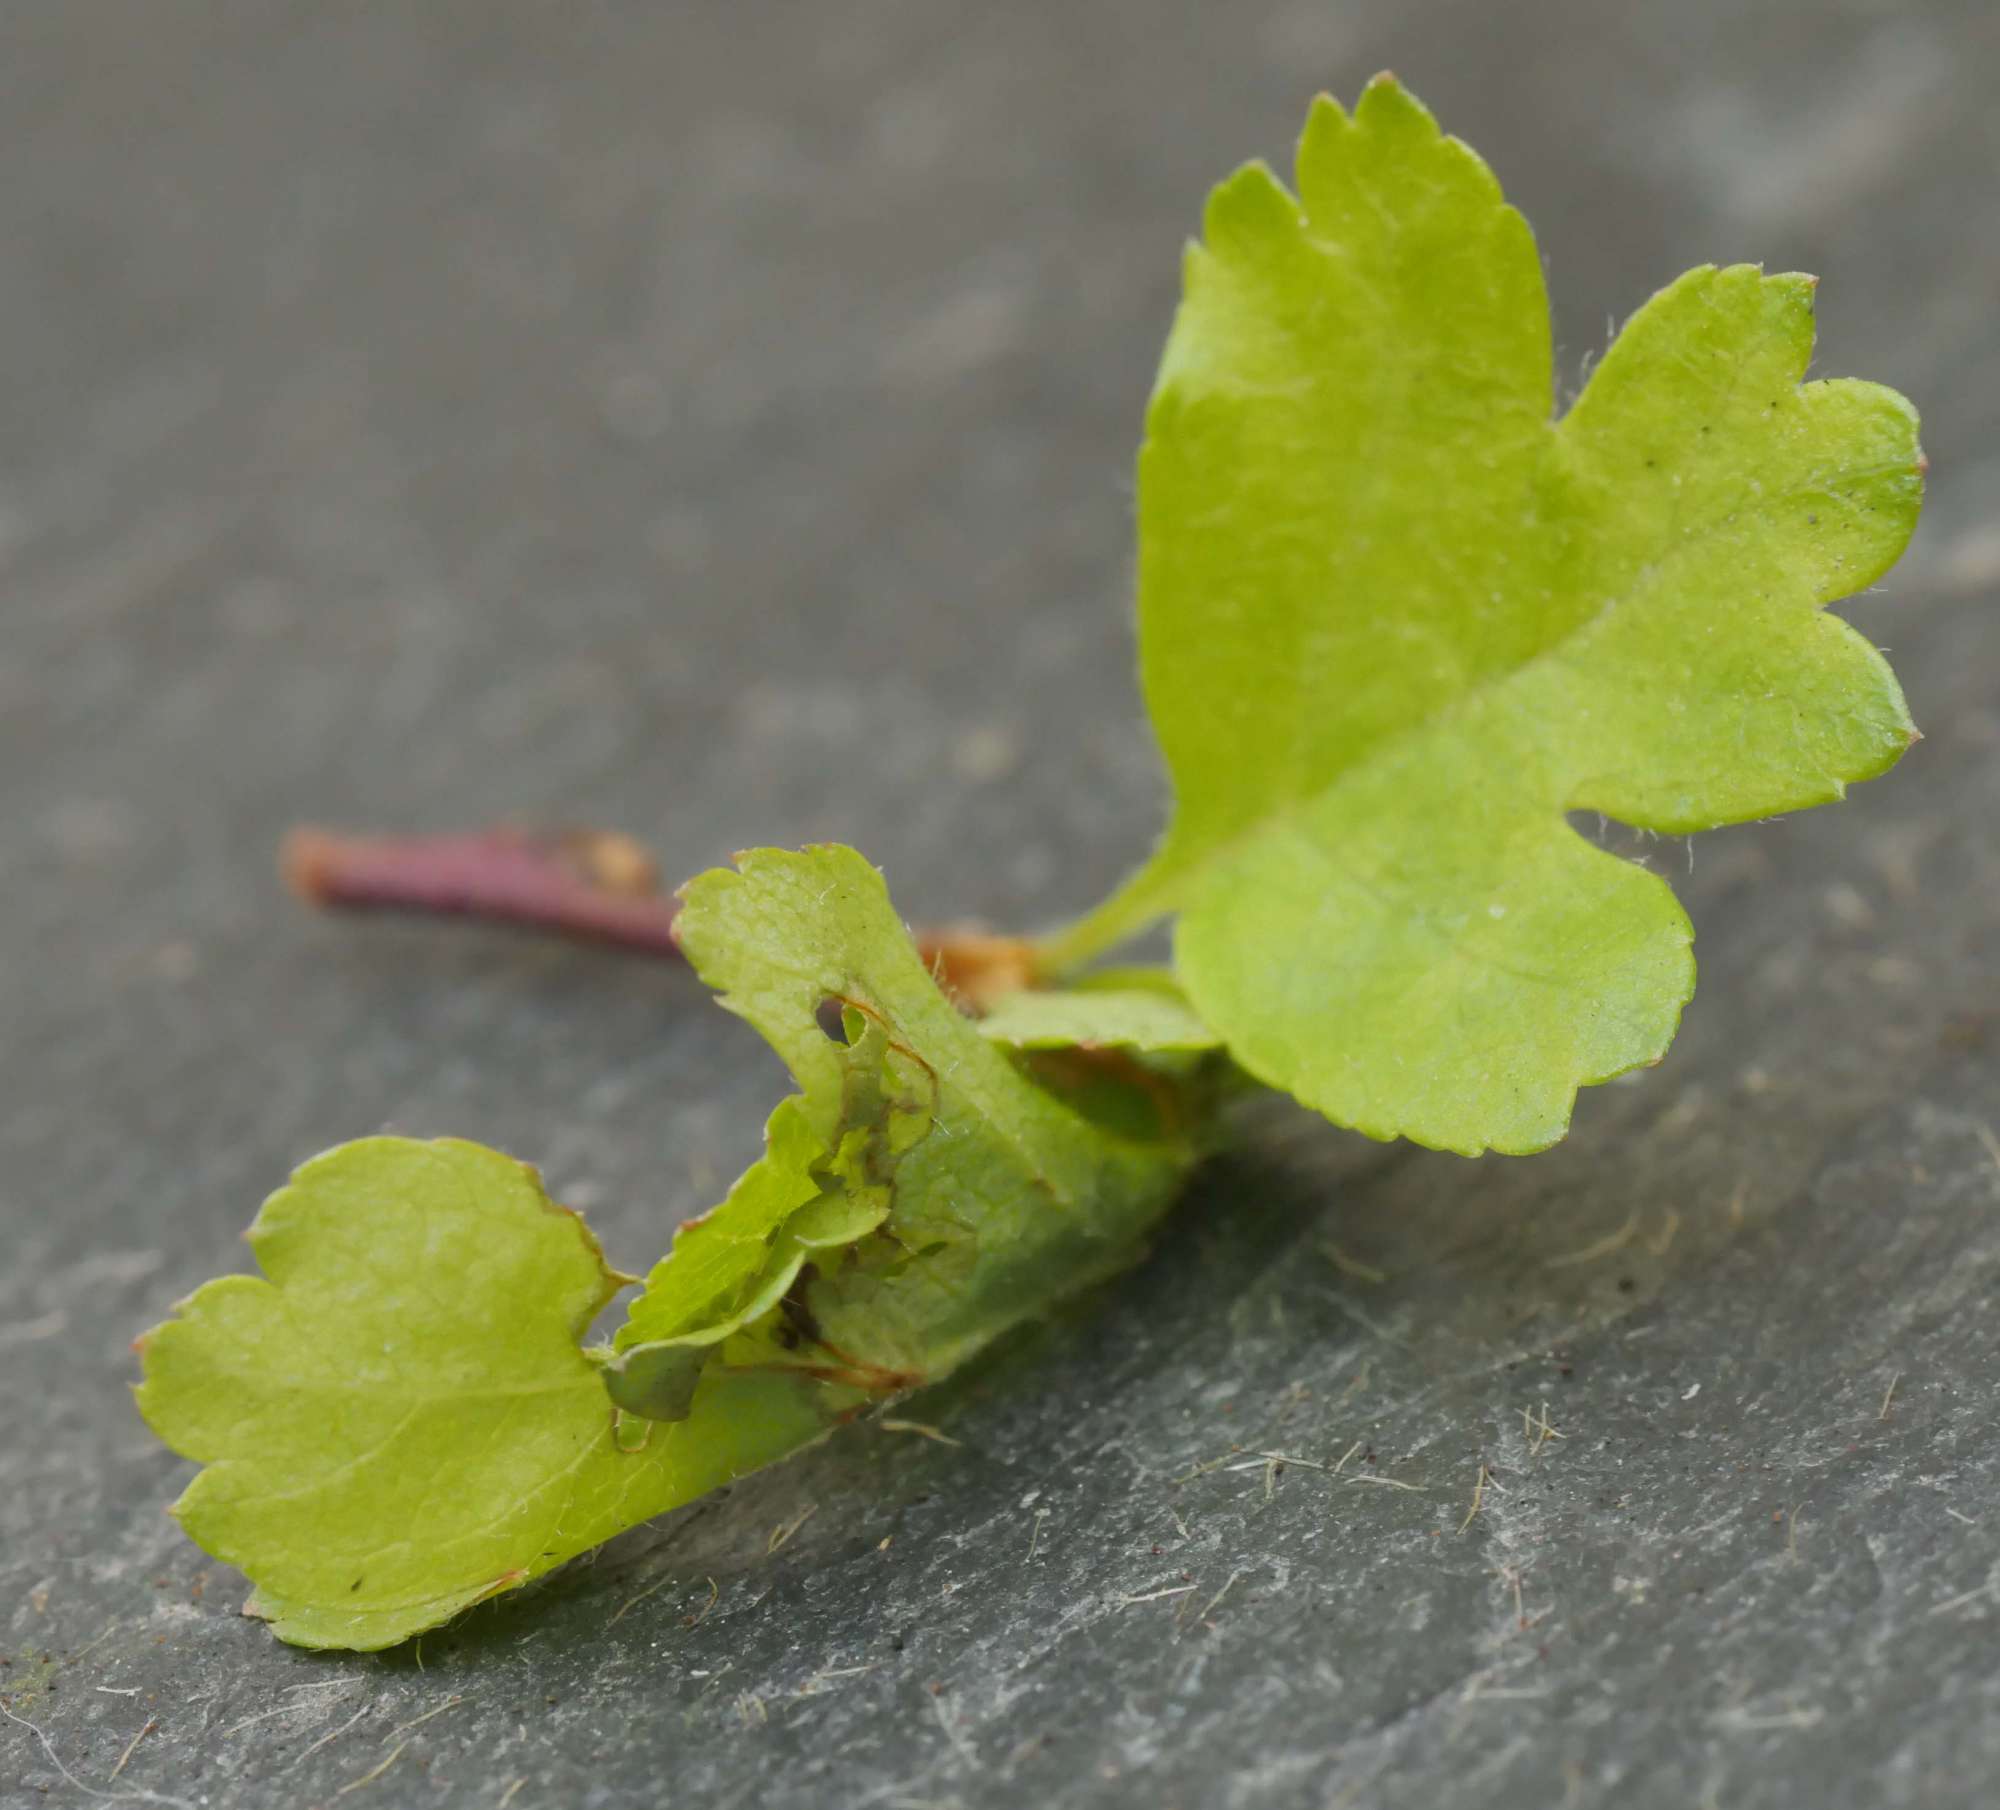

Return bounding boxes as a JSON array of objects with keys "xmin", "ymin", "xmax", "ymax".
[
  {"xmin": 976, "ymin": 979, "xmax": 1221, "ymax": 1052},
  {"xmin": 1044, "ymin": 75, "xmax": 1922, "ymax": 1155},
  {"xmin": 133, "ymin": 1137, "xmax": 832, "ymax": 1651},
  {"xmin": 617, "ymin": 846, "xmax": 1200, "ymax": 1390},
  {"xmin": 595, "ymin": 1098, "xmax": 835, "ymax": 1422},
  {"xmin": 602, "ymin": 1010, "xmax": 930, "ymax": 1417}
]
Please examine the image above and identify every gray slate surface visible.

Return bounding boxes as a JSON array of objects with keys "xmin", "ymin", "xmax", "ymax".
[{"xmin": 5, "ymin": 2, "xmax": 2000, "ymax": 1806}]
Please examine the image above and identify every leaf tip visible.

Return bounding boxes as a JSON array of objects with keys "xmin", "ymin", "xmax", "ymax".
[
  {"xmin": 1769, "ymin": 268, "xmax": 1819, "ymax": 309},
  {"xmin": 1358, "ymin": 69, "xmax": 1445, "ymax": 143},
  {"xmin": 1202, "ymin": 158, "xmax": 1301, "ymax": 246}
]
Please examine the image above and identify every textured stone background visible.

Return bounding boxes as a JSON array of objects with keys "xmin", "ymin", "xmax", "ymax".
[{"xmin": 5, "ymin": 2, "xmax": 1999, "ymax": 1806}]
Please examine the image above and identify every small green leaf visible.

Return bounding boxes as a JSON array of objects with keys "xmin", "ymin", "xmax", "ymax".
[
  {"xmin": 1045, "ymin": 75, "xmax": 1922, "ymax": 1155},
  {"xmin": 603, "ymin": 1017, "xmax": 928, "ymax": 1416},
  {"xmin": 617, "ymin": 846, "xmax": 1200, "ymax": 1390},
  {"xmin": 977, "ymin": 982, "xmax": 1220, "ymax": 1052},
  {"xmin": 134, "ymin": 1138, "xmax": 831, "ymax": 1650}
]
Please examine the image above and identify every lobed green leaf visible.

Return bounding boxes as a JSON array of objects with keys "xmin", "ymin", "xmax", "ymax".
[
  {"xmin": 1046, "ymin": 75, "xmax": 1923, "ymax": 1154},
  {"xmin": 134, "ymin": 1138, "xmax": 830, "ymax": 1650}
]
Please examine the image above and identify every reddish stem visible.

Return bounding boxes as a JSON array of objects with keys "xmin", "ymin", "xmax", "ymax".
[{"xmin": 282, "ymin": 825, "xmax": 686, "ymax": 957}]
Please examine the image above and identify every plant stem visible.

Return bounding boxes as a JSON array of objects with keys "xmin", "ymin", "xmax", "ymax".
[
  {"xmin": 282, "ymin": 825, "xmax": 686, "ymax": 956},
  {"xmin": 1031, "ymin": 857, "xmax": 1174, "ymax": 979}
]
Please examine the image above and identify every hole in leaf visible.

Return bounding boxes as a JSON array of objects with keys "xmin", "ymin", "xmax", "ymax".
[{"xmin": 815, "ymin": 996, "xmax": 856, "ymax": 1044}]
